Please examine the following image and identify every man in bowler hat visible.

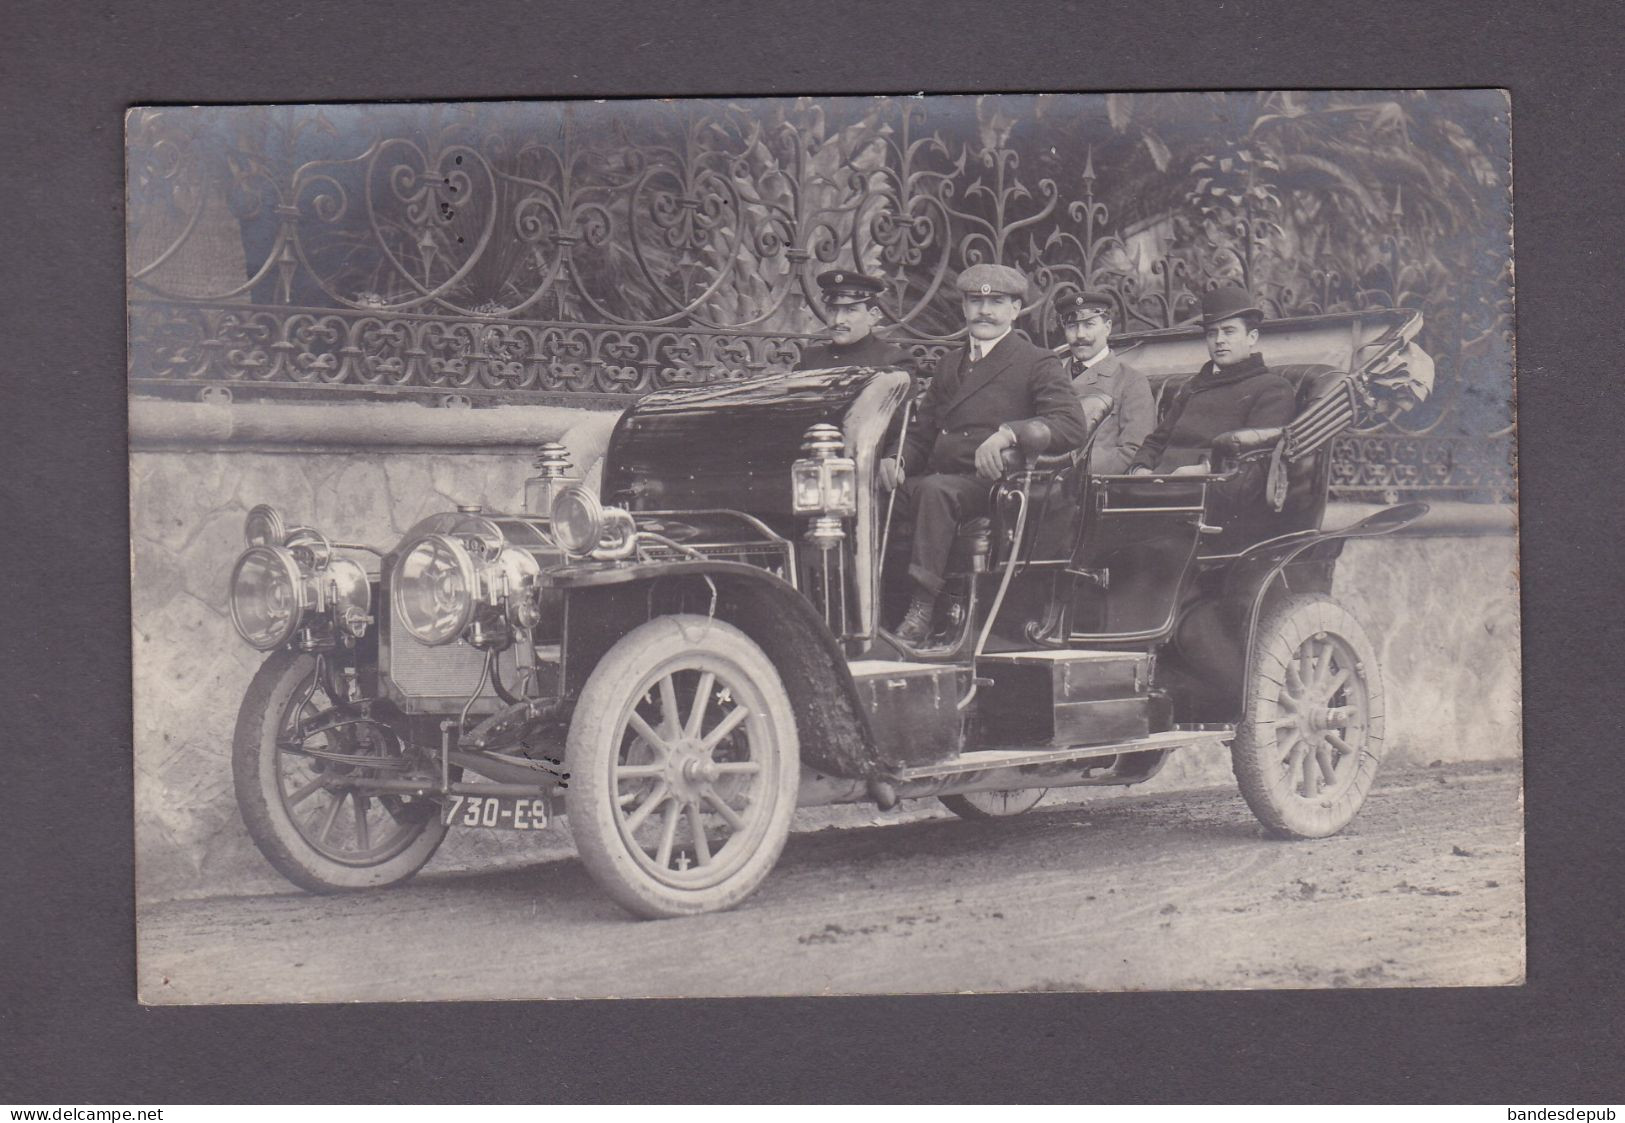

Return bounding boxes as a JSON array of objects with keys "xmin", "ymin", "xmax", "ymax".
[
  {"xmin": 880, "ymin": 263, "xmax": 1087, "ymax": 646},
  {"xmin": 795, "ymin": 270, "xmax": 915, "ymax": 372},
  {"xmin": 1057, "ymin": 290, "xmax": 1155, "ymax": 474},
  {"xmin": 1128, "ymin": 286, "xmax": 1295, "ymax": 474}
]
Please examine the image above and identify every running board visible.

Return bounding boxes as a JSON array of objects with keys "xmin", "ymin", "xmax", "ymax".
[{"xmin": 884, "ymin": 725, "xmax": 1234, "ymax": 783}]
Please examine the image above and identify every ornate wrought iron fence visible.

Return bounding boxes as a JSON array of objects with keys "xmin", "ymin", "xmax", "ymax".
[{"xmin": 126, "ymin": 99, "xmax": 1514, "ymax": 502}]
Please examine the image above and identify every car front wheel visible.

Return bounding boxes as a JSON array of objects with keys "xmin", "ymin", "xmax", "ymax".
[
  {"xmin": 565, "ymin": 615, "xmax": 800, "ymax": 919},
  {"xmin": 1231, "ymin": 593, "xmax": 1386, "ymax": 838},
  {"xmin": 232, "ymin": 650, "xmax": 449, "ymax": 892}
]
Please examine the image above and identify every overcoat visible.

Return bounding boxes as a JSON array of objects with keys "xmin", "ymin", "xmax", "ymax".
[
  {"xmin": 1070, "ymin": 350, "xmax": 1156, "ymax": 474},
  {"xmin": 1129, "ymin": 353, "xmax": 1295, "ymax": 472}
]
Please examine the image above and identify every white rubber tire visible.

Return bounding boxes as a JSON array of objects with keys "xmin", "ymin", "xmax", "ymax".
[
  {"xmin": 233, "ymin": 651, "xmax": 448, "ymax": 892},
  {"xmin": 1232, "ymin": 593, "xmax": 1386, "ymax": 838},
  {"xmin": 565, "ymin": 615, "xmax": 800, "ymax": 919}
]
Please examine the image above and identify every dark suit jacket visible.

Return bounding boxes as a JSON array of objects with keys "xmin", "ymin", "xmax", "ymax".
[
  {"xmin": 795, "ymin": 333, "xmax": 915, "ymax": 372},
  {"xmin": 903, "ymin": 331, "xmax": 1086, "ymax": 475}
]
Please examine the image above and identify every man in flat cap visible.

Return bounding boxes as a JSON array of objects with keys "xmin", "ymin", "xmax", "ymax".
[
  {"xmin": 1128, "ymin": 285, "xmax": 1295, "ymax": 474},
  {"xmin": 881, "ymin": 263, "xmax": 1087, "ymax": 646},
  {"xmin": 795, "ymin": 270, "xmax": 915, "ymax": 372},
  {"xmin": 1057, "ymin": 290, "xmax": 1155, "ymax": 474}
]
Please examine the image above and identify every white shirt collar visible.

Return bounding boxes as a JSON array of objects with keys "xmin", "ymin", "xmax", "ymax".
[
  {"xmin": 1077, "ymin": 344, "xmax": 1111, "ymax": 369},
  {"xmin": 969, "ymin": 327, "xmax": 1012, "ymax": 361}
]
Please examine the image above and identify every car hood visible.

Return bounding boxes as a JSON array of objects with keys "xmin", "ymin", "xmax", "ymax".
[{"xmin": 600, "ymin": 366, "xmax": 912, "ymax": 523}]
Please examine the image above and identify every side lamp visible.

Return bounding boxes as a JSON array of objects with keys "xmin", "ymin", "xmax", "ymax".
[
  {"xmin": 791, "ymin": 422, "xmax": 857, "ymax": 549},
  {"xmin": 525, "ymin": 441, "xmax": 579, "ymax": 515}
]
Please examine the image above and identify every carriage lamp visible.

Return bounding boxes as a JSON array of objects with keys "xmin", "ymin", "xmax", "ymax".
[
  {"xmin": 524, "ymin": 442, "xmax": 578, "ymax": 515},
  {"xmin": 791, "ymin": 424, "xmax": 857, "ymax": 515},
  {"xmin": 792, "ymin": 423, "xmax": 856, "ymax": 550},
  {"xmin": 243, "ymin": 504, "xmax": 287, "ymax": 548}
]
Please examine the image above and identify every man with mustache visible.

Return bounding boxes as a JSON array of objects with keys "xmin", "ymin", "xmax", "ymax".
[
  {"xmin": 794, "ymin": 270, "xmax": 915, "ymax": 372},
  {"xmin": 1057, "ymin": 290, "xmax": 1155, "ymax": 474},
  {"xmin": 880, "ymin": 263, "xmax": 1087, "ymax": 647},
  {"xmin": 1128, "ymin": 285, "xmax": 1295, "ymax": 474}
]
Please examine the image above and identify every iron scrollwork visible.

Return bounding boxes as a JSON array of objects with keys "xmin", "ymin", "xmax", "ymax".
[{"xmin": 126, "ymin": 98, "xmax": 1513, "ymax": 501}]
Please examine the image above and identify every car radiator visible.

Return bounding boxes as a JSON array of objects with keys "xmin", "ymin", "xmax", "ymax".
[{"xmin": 381, "ymin": 586, "xmax": 521, "ymax": 714}]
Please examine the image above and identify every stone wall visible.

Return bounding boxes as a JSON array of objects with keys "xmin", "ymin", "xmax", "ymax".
[
  {"xmin": 131, "ymin": 400, "xmax": 622, "ymax": 901},
  {"xmin": 130, "ymin": 401, "xmax": 1522, "ymax": 901},
  {"xmin": 1327, "ymin": 509, "xmax": 1523, "ymax": 772}
]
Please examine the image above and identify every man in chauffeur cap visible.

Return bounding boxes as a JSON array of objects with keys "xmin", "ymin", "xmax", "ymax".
[
  {"xmin": 1057, "ymin": 289, "xmax": 1155, "ymax": 474},
  {"xmin": 795, "ymin": 270, "xmax": 915, "ymax": 372},
  {"xmin": 880, "ymin": 263, "xmax": 1086, "ymax": 646},
  {"xmin": 1128, "ymin": 285, "xmax": 1295, "ymax": 474}
]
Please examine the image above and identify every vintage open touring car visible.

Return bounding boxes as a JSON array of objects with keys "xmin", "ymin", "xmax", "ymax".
[{"xmin": 225, "ymin": 307, "xmax": 1434, "ymax": 918}]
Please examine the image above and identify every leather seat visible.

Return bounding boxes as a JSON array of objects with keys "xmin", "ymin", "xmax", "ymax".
[{"xmin": 1275, "ymin": 363, "xmax": 1347, "ymax": 415}]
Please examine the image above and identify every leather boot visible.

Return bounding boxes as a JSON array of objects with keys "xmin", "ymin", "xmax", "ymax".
[{"xmin": 894, "ymin": 588, "xmax": 936, "ymax": 646}]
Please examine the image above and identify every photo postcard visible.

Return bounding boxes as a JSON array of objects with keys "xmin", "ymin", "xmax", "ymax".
[{"xmin": 127, "ymin": 90, "xmax": 1520, "ymax": 1003}]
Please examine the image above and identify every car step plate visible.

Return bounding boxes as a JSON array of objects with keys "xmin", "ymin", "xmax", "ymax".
[{"xmin": 884, "ymin": 726, "xmax": 1233, "ymax": 782}]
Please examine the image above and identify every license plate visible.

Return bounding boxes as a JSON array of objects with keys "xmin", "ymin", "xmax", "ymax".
[{"xmin": 442, "ymin": 793, "xmax": 550, "ymax": 830}]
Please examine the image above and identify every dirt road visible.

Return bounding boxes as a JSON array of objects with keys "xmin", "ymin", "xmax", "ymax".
[{"xmin": 137, "ymin": 762, "xmax": 1523, "ymax": 1002}]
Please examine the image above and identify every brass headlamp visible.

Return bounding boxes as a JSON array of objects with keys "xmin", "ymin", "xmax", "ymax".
[
  {"xmin": 229, "ymin": 509, "xmax": 372, "ymax": 650},
  {"xmin": 548, "ymin": 484, "xmax": 637, "ymax": 560},
  {"xmin": 391, "ymin": 514, "xmax": 544, "ymax": 647}
]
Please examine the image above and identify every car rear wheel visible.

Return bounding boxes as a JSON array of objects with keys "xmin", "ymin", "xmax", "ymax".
[
  {"xmin": 940, "ymin": 788, "xmax": 1048, "ymax": 819},
  {"xmin": 565, "ymin": 615, "xmax": 800, "ymax": 919},
  {"xmin": 232, "ymin": 650, "xmax": 449, "ymax": 892},
  {"xmin": 1232, "ymin": 593, "xmax": 1386, "ymax": 838}
]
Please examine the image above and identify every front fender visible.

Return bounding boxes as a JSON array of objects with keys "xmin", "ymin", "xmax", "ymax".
[{"xmin": 555, "ymin": 561, "xmax": 886, "ymax": 781}]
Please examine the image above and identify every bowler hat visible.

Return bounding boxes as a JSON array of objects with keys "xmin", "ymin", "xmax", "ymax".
[
  {"xmin": 816, "ymin": 269, "xmax": 886, "ymax": 306},
  {"xmin": 1200, "ymin": 286, "xmax": 1263, "ymax": 327},
  {"xmin": 956, "ymin": 263, "xmax": 1029, "ymax": 300},
  {"xmin": 1057, "ymin": 289, "xmax": 1115, "ymax": 324}
]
